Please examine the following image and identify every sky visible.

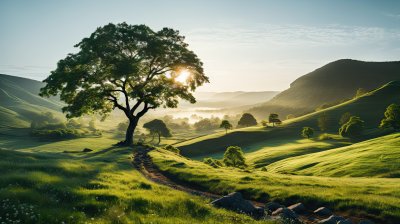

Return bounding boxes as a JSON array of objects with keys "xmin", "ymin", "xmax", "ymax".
[{"xmin": 1, "ymin": 0, "xmax": 400, "ymax": 92}]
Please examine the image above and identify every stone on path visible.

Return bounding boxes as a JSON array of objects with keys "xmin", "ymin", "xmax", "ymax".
[
  {"xmin": 318, "ymin": 215, "xmax": 345, "ymax": 224},
  {"xmin": 211, "ymin": 192, "xmax": 264, "ymax": 218},
  {"xmin": 314, "ymin": 207, "xmax": 332, "ymax": 216},
  {"xmin": 272, "ymin": 207, "xmax": 299, "ymax": 223},
  {"xmin": 265, "ymin": 202, "xmax": 282, "ymax": 214},
  {"xmin": 288, "ymin": 202, "xmax": 306, "ymax": 214}
]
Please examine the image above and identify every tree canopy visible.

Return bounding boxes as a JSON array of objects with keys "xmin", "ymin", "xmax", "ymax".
[
  {"xmin": 220, "ymin": 120, "xmax": 233, "ymax": 134},
  {"xmin": 268, "ymin": 113, "xmax": 281, "ymax": 127},
  {"xmin": 380, "ymin": 103, "xmax": 400, "ymax": 131},
  {"xmin": 301, "ymin": 127, "xmax": 314, "ymax": 139},
  {"xmin": 339, "ymin": 116, "xmax": 364, "ymax": 138},
  {"xmin": 143, "ymin": 119, "xmax": 172, "ymax": 144},
  {"xmin": 237, "ymin": 113, "xmax": 257, "ymax": 127},
  {"xmin": 223, "ymin": 146, "xmax": 246, "ymax": 168},
  {"xmin": 39, "ymin": 23, "xmax": 208, "ymax": 145}
]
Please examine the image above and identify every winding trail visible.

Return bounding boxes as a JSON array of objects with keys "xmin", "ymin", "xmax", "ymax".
[{"xmin": 132, "ymin": 147, "xmax": 366, "ymax": 224}]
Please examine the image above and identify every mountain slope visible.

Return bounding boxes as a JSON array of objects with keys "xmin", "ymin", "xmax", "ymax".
[
  {"xmin": 0, "ymin": 74, "xmax": 63, "ymax": 129},
  {"xmin": 249, "ymin": 59, "xmax": 400, "ymax": 119},
  {"xmin": 267, "ymin": 133, "xmax": 400, "ymax": 178},
  {"xmin": 176, "ymin": 81, "xmax": 400, "ymax": 158}
]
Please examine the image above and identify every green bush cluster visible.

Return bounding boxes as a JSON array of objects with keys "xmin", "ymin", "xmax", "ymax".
[
  {"xmin": 223, "ymin": 146, "xmax": 247, "ymax": 168},
  {"xmin": 203, "ymin": 157, "xmax": 223, "ymax": 168},
  {"xmin": 164, "ymin": 145, "xmax": 180, "ymax": 154},
  {"xmin": 31, "ymin": 128, "xmax": 82, "ymax": 140}
]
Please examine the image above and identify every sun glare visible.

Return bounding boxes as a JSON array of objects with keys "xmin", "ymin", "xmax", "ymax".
[{"xmin": 175, "ymin": 70, "xmax": 190, "ymax": 83}]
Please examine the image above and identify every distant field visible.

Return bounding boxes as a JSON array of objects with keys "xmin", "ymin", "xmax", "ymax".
[
  {"xmin": 176, "ymin": 81, "xmax": 400, "ymax": 159},
  {"xmin": 0, "ymin": 136, "xmax": 269, "ymax": 224}
]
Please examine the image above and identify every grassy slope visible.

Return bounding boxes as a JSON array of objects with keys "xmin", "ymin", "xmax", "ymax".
[
  {"xmin": 0, "ymin": 137, "xmax": 270, "ymax": 224},
  {"xmin": 249, "ymin": 59, "xmax": 400, "ymax": 119},
  {"xmin": 150, "ymin": 149, "xmax": 400, "ymax": 223},
  {"xmin": 176, "ymin": 81, "xmax": 400, "ymax": 159},
  {"xmin": 0, "ymin": 74, "xmax": 64, "ymax": 130},
  {"xmin": 267, "ymin": 133, "xmax": 400, "ymax": 178}
]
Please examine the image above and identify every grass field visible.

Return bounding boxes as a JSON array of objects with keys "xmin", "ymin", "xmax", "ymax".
[
  {"xmin": 267, "ymin": 133, "xmax": 400, "ymax": 178},
  {"xmin": 150, "ymin": 148, "xmax": 400, "ymax": 223},
  {"xmin": 0, "ymin": 136, "xmax": 271, "ymax": 224}
]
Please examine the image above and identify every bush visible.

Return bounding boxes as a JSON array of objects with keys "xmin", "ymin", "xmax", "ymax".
[
  {"xmin": 164, "ymin": 145, "xmax": 180, "ymax": 154},
  {"xmin": 301, "ymin": 127, "xmax": 314, "ymax": 139},
  {"xmin": 223, "ymin": 146, "xmax": 246, "ymax": 168},
  {"xmin": 203, "ymin": 157, "xmax": 223, "ymax": 168},
  {"xmin": 237, "ymin": 113, "xmax": 257, "ymax": 127},
  {"xmin": 339, "ymin": 116, "xmax": 364, "ymax": 138},
  {"xmin": 31, "ymin": 128, "xmax": 81, "ymax": 140}
]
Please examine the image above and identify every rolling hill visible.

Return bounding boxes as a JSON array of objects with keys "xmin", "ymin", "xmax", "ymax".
[
  {"xmin": 248, "ymin": 59, "xmax": 400, "ymax": 119},
  {"xmin": 267, "ymin": 133, "xmax": 400, "ymax": 178},
  {"xmin": 0, "ymin": 74, "xmax": 64, "ymax": 130},
  {"xmin": 176, "ymin": 80, "xmax": 400, "ymax": 158}
]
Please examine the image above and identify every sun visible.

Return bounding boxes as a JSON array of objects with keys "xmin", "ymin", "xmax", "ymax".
[{"xmin": 175, "ymin": 69, "xmax": 191, "ymax": 83}]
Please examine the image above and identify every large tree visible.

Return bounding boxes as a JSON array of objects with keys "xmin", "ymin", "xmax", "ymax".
[
  {"xmin": 268, "ymin": 113, "xmax": 281, "ymax": 127},
  {"xmin": 220, "ymin": 120, "xmax": 232, "ymax": 134},
  {"xmin": 39, "ymin": 23, "xmax": 208, "ymax": 145}
]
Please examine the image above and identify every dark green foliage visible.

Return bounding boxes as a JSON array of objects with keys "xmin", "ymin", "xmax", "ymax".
[
  {"xmin": 31, "ymin": 128, "xmax": 81, "ymax": 140},
  {"xmin": 193, "ymin": 117, "xmax": 220, "ymax": 131},
  {"xmin": 301, "ymin": 127, "xmax": 314, "ymax": 139},
  {"xmin": 223, "ymin": 146, "xmax": 246, "ymax": 168},
  {"xmin": 39, "ymin": 23, "xmax": 208, "ymax": 145},
  {"xmin": 339, "ymin": 116, "xmax": 365, "ymax": 138},
  {"xmin": 380, "ymin": 103, "xmax": 400, "ymax": 131},
  {"xmin": 203, "ymin": 157, "xmax": 223, "ymax": 168},
  {"xmin": 220, "ymin": 120, "xmax": 232, "ymax": 134},
  {"xmin": 317, "ymin": 113, "xmax": 329, "ymax": 131},
  {"xmin": 237, "ymin": 113, "xmax": 257, "ymax": 127},
  {"xmin": 143, "ymin": 119, "xmax": 172, "ymax": 144},
  {"xmin": 339, "ymin": 112, "xmax": 352, "ymax": 126},
  {"xmin": 164, "ymin": 145, "xmax": 180, "ymax": 154},
  {"xmin": 268, "ymin": 113, "xmax": 281, "ymax": 127}
]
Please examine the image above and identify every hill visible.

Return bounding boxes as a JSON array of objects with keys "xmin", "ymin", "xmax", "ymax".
[
  {"xmin": 0, "ymin": 74, "xmax": 63, "ymax": 130},
  {"xmin": 267, "ymin": 133, "xmax": 400, "ymax": 178},
  {"xmin": 176, "ymin": 81, "xmax": 400, "ymax": 158},
  {"xmin": 248, "ymin": 59, "xmax": 400, "ymax": 119}
]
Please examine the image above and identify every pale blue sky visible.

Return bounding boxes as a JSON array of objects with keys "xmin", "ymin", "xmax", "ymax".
[{"xmin": 1, "ymin": 0, "xmax": 399, "ymax": 91}]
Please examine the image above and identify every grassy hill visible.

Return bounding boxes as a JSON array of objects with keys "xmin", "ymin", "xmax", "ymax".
[
  {"xmin": 0, "ymin": 74, "xmax": 64, "ymax": 130},
  {"xmin": 267, "ymin": 133, "xmax": 400, "ymax": 178},
  {"xmin": 0, "ymin": 135, "xmax": 267, "ymax": 224},
  {"xmin": 176, "ymin": 80, "xmax": 400, "ymax": 158},
  {"xmin": 249, "ymin": 59, "xmax": 400, "ymax": 119},
  {"xmin": 150, "ymin": 148, "xmax": 400, "ymax": 223}
]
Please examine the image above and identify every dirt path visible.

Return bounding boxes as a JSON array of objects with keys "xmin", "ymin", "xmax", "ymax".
[
  {"xmin": 133, "ymin": 147, "xmax": 223, "ymax": 200},
  {"xmin": 132, "ymin": 148, "xmax": 367, "ymax": 224}
]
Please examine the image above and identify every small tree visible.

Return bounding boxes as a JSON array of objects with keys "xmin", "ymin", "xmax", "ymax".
[
  {"xmin": 301, "ymin": 127, "xmax": 314, "ymax": 139},
  {"xmin": 237, "ymin": 113, "xmax": 257, "ymax": 127},
  {"xmin": 380, "ymin": 103, "xmax": 400, "ymax": 131},
  {"xmin": 318, "ymin": 113, "xmax": 329, "ymax": 132},
  {"xmin": 143, "ymin": 119, "xmax": 172, "ymax": 144},
  {"xmin": 223, "ymin": 146, "xmax": 246, "ymax": 168},
  {"xmin": 261, "ymin": 120, "xmax": 268, "ymax": 127},
  {"xmin": 220, "ymin": 120, "xmax": 232, "ymax": 134},
  {"xmin": 339, "ymin": 112, "xmax": 352, "ymax": 126},
  {"xmin": 269, "ymin": 113, "xmax": 281, "ymax": 127},
  {"xmin": 339, "ymin": 116, "xmax": 364, "ymax": 138}
]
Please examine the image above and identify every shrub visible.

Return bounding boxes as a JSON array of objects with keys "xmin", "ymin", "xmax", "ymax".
[
  {"xmin": 301, "ymin": 127, "xmax": 314, "ymax": 139},
  {"xmin": 237, "ymin": 113, "xmax": 257, "ymax": 127},
  {"xmin": 380, "ymin": 103, "xmax": 400, "ymax": 131},
  {"xmin": 203, "ymin": 157, "xmax": 223, "ymax": 168},
  {"xmin": 31, "ymin": 128, "xmax": 81, "ymax": 140},
  {"xmin": 223, "ymin": 146, "xmax": 246, "ymax": 168},
  {"xmin": 339, "ymin": 116, "xmax": 364, "ymax": 138},
  {"xmin": 164, "ymin": 145, "xmax": 180, "ymax": 154}
]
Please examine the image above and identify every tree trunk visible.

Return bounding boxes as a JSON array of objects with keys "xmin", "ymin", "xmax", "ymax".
[
  {"xmin": 124, "ymin": 118, "xmax": 138, "ymax": 145},
  {"xmin": 157, "ymin": 132, "xmax": 161, "ymax": 145}
]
